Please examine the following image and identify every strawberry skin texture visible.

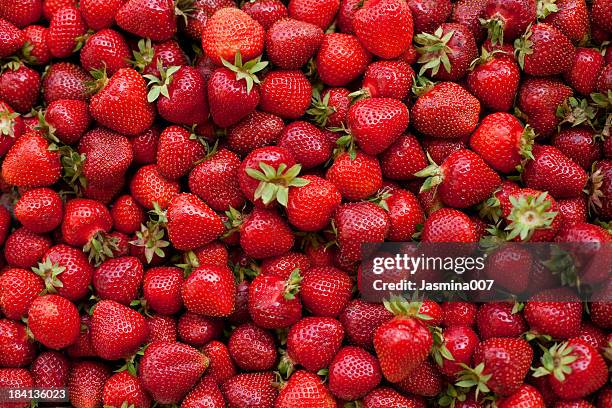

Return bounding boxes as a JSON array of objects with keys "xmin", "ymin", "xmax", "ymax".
[
  {"xmin": 47, "ymin": 6, "xmax": 86, "ymax": 58},
  {"xmin": 91, "ymin": 300, "xmax": 148, "ymax": 360},
  {"xmin": 28, "ymin": 294, "xmax": 80, "ymax": 350},
  {"xmin": 2, "ymin": 132, "xmax": 60, "ymax": 188},
  {"xmin": 467, "ymin": 54, "xmax": 520, "ymax": 112},
  {"xmin": 517, "ymin": 78, "xmax": 573, "ymax": 137},
  {"xmin": 470, "ymin": 112, "xmax": 526, "ymax": 173},
  {"xmin": 275, "ymin": 370, "xmax": 337, "ymax": 407},
  {"xmin": 68, "ymin": 360, "xmax": 111, "ymax": 408},
  {"xmin": 259, "ymin": 70, "xmax": 312, "ymax": 119},
  {"xmin": 116, "ymin": 0, "xmax": 177, "ymax": 41},
  {"xmin": 287, "ymin": 316, "xmax": 345, "ymax": 372},
  {"xmin": 0, "ymin": 319, "xmax": 36, "ymax": 368},
  {"xmin": 182, "ymin": 265, "xmax": 236, "ymax": 317},
  {"xmin": 102, "ymin": 371, "xmax": 151, "ymax": 408},
  {"xmin": 328, "ymin": 346, "xmax": 382, "ymax": 400},
  {"xmin": 316, "ymin": 33, "xmax": 372, "ymax": 87},
  {"xmin": 266, "ymin": 18, "xmax": 323, "ymax": 69},
  {"xmin": 287, "ymin": 175, "xmax": 341, "ymax": 232},
  {"xmin": 421, "ymin": 208, "xmax": 479, "ymax": 243},
  {"xmin": 327, "ymin": 152, "xmax": 383, "ymax": 201}
]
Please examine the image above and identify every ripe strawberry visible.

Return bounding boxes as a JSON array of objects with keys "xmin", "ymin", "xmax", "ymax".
[
  {"xmin": 0, "ymin": 368, "xmax": 34, "ymax": 407},
  {"xmin": 354, "ymin": 0, "xmax": 412, "ymax": 60},
  {"xmin": 261, "ymin": 252, "xmax": 310, "ymax": 279},
  {"xmin": 156, "ymin": 127, "xmax": 206, "ymax": 180},
  {"xmin": 259, "ymin": 70, "xmax": 312, "ymax": 119},
  {"xmin": 442, "ymin": 301, "xmax": 477, "ymax": 327},
  {"xmin": 395, "ymin": 359, "xmax": 442, "ymax": 397},
  {"xmin": 476, "ymin": 302, "xmax": 527, "ymax": 339},
  {"xmin": 248, "ymin": 270, "xmax": 302, "ymax": 328},
  {"xmin": 202, "ymin": 8, "xmax": 265, "ymax": 66},
  {"xmin": 327, "ymin": 151, "xmax": 382, "ymax": 201},
  {"xmin": 221, "ymin": 372, "xmax": 278, "ymax": 407},
  {"xmin": 266, "ymin": 18, "xmax": 323, "ymax": 70},
  {"xmin": 132, "ymin": 126, "xmax": 160, "ymax": 165},
  {"xmin": 597, "ymin": 64, "xmax": 612, "ymax": 93},
  {"xmin": 0, "ymin": 0, "xmax": 42, "ymax": 28},
  {"xmin": 316, "ymin": 33, "xmax": 372, "ymax": 87},
  {"xmin": 351, "ymin": 61, "xmax": 413, "ymax": 101},
  {"xmin": 80, "ymin": 0, "xmax": 125, "ymax": 30},
  {"xmin": 91, "ymin": 299, "xmax": 148, "ymax": 360},
  {"xmin": 68, "ymin": 360, "xmax": 111, "ymax": 408},
  {"xmin": 517, "ymin": 77, "xmax": 573, "ymax": 137},
  {"xmin": 301, "ymin": 266, "xmax": 352, "ymax": 317},
  {"xmin": 14, "ymin": 188, "xmax": 62, "ymax": 233},
  {"xmin": 347, "ymin": 98, "xmax": 409, "ymax": 155},
  {"xmin": 591, "ymin": 0, "xmax": 612, "ymax": 33},
  {"xmin": 34, "ymin": 244, "xmax": 92, "ymax": 302},
  {"xmin": 89, "ymin": 68, "xmax": 155, "ymax": 136},
  {"xmin": 380, "ymin": 133, "xmax": 427, "ymax": 181},
  {"xmin": 467, "ymin": 48, "xmax": 520, "ymax": 112},
  {"xmin": 0, "ymin": 63, "xmax": 41, "ymax": 113},
  {"xmin": 434, "ymin": 325, "xmax": 479, "ymax": 377},
  {"xmin": 334, "ymin": 202, "xmax": 390, "ymax": 264},
  {"xmin": 0, "ymin": 18, "xmax": 24, "ymax": 58},
  {"xmin": 557, "ymin": 197, "xmax": 588, "ymax": 225},
  {"xmin": 286, "ymin": 175, "xmax": 341, "ymax": 232},
  {"xmin": 278, "ymin": 122, "xmax": 333, "ymax": 169},
  {"xmin": 227, "ymin": 111, "xmax": 284, "ymax": 155},
  {"xmin": 524, "ymin": 289, "xmax": 582, "ymax": 339},
  {"xmin": 165, "ymin": 193, "xmax": 224, "ymax": 251},
  {"xmin": 286, "ymin": 316, "xmax": 344, "ymax": 372},
  {"xmin": 242, "ymin": 0, "xmax": 287, "ymax": 29},
  {"xmin": 228, "ymin": 323, "xmax": 277, "ymax": 371},
  {"xmin": 4, "ymin": 227, "xmax": 51, "ymax": 268},
  {"xmin": 182, "ymin": 264, "xmax": 235, "ymax": 317},
  {"xmin": 364, "ymin": 387, "xmax": 427, "ymax": 408},
  {"xmin": 43, "ymin": 99, "xmax": 91, "ymax": 144},
  {"xmin": 553, "ymin": 128, "xmax": 600, "ymax": 169},
  {"xmin": 598, "ymin": 388, "xmax": 612, "ymax": 408},
  {"xmin": 515, "ymin": 23, "xmax": 575, "ymax": 76},
  {"xmin": 61, "ymin": 198, "xmax": 114, "ymax": 259},
  {"xmin": 80, "ymin": 29, "xmax": 130, "ymax": 76},
  {"xmin": 373, "ymin": 297, "xmax": 434, "ymax": 383},
  {"xmin": 177, "ymin": 312, "xmax": 223, "ymax": 347},
  {"xmin": 523, "ymin": 145, "xmax": 588, "ymax": 199},
  {"xmin": 31, "ymin": 351, "xmax": 70, "ymax": 388},
  {"xmin": 563, "ymin": 48, "xmax": 605, "ymax": 96},
  {"xmin": 498, "ymin": 384, "xmax": 546, "ymax": 408},
  {"xmin": 182, "ymin": 376, "xmax": 226, "ymax": 408},
  {"xmin": 2, "ymin": 132, "xmax": 60, "ymax": 188},
  {"xmin": 181, "ymin": 0, "xmax": 236, "ymax": 40},
  {"xmin": 131, "ymin": 38, "xmax": 189, "ymax": 76},
  {"xmin": 0, "ymin": 101, "xmax": 23, "ymax": 154},
  {"xmin": 28, "ymin": 294, "xmax": 79, "ymax": 349},
  {"xmin": 415, "ymin": 23, "xmax": 477, "ymax": 81},
  {"xmin": 288, "ymin": 0, "xmax": 338, "ymax": 30},
  {"xmin": 0, "ymin": 319, "xmax": 36, "ymax": 367},
  {"xmin": 501, "ymin": 188, "xmax": 561, "ymax": 241},
  {"xmin": 411, "ymin": 81, "xmax": 481, "ymax": 139},
  {"xmin": 93, "ymin": 256, "xmax": 143, "ymax": 305},
  {"xmin": 202, "ymin": 340, "xmax": 237, "ymax": 385},
  {"xmin": 130, "ymin": 164, "xmax": 180, "ymax": 210},
  {"xmin": 534, "ymin": 339, "xmax": 607, "ymax": 400},
  {"xmin": 47, "ymin": 6, "xmax": 86, "ymax": 58},
  {"xmin": 116, "ymin": 0, "xmax": 185, "ymax": 41},
  {"xmin": 409, "ymin": 0, "xmax": 452, "ymax": 33},
  {"xmin": 142, "ymin": 266, "xmax": 183, "ymax": 315},
  {"xmin": 17, "ymin": 25, "xmax": 47, "ymax": 65},
  {"xmin": 339, "ymin": 299, "xmax": 393, "ymax": 350},
  {"xmin": 328, "ymin": 346, "xmax": 382, "ymax": 400},
  {"xmin": 450, "ymin": 0, "xmax": 487, "ymax": 42},
  {"xmin": 43, "ymin": 0, "xmax": 77, "ymax": 20},
  {"xmin": 0, "ymin": 268, "xmax": 44, "ymax": 320},
  {"xmin": 421, "ymin": 208, "xmax": 479, "ymax": 243},
  {"xmin": 110, "ymin": 195, "xmax": 145, "ymax": 235},
  {"xmin": 235, "ymin": 208, "xmax": 292, "ymax": 259},
  {"xmin": 308, "ymin": 87, "xmax": 350, "ymax": 128},
  {"xmin": 102, "ymin": 371, "xmax": 151, "ymax": 408},
  {"xmin": 541, "ymin": 0, "xmax": 589, "ymax": 44},
  {"xmin": 146, "ymin": 314, "xmax": 177, "ymax": 343},
  {"xmin": 277, "ymin": 370, "xmax": 336, "ymax": 407},
  {"xmin": 139, "ymin": 341, "xmax": 208, "ymax": 404},
  {"xmin": 66, "ymin": 314, "xmax": 96, "ymax": 358},
  {"xmin": 481, "ymin": 0, "xmax": 535, "ymax": 45},
  {"xmin": 42, "ymin": 62, "xmax": 91, "ymax": 104}
]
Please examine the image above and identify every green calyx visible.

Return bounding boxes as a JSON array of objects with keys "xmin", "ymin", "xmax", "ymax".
[
  {"xmin": 84, "ymin": 231, "xmax": 119, "ymax": 266},
  {"xmin": 32, "ymin": 257, "xmax": 66, "ymax": 294},
  {"xmin": 431, "ymin": 327, "xmax": 456, "ymax": 368},
  {"xmin": 221, "ymin": 51, "xmax": 268, "ymax": 94},
  {"xmin": 222, "ymin": 206, "xmax": 244, "ymax": 239},
  {"xmin": 478, "ymin": 192, "xmax": 502, "ymax": 223},
  {"xmin": 414, "ymin": 153, "xmax": 443, "ymax": 193},
  {"xmin": 368, "ymin": 187, "xmax": 393, "ymax": 212},
  {"xmin": 246, "ymin": 161, "xmax": 309, "ymax": 207},
  {"xmin": 480, "ymin": 16, "xmax": 505, "ymax": 46},
  {"xmin": 455, "ymin": 363, "xmax": 493, "ymax": 400},
  {"xmin": 20, "ymin": 41, "xmax": 37, "ymax": 65},
  {"xmin": 590, "ymin": 90, "xmax": 612, "ymax": 110},
  {"xmin": 0, "ymin": 106, "xmax": 19, "ymax": 138},
  {"xmin": 131, "ymin": 38, "xmax": 155, "ymax": 73},
  {"xmin": 519, "ymin": 125, "xmax": 536, "ymax": 161},
  {"xmin": 129, "ymin": 219, "xmax": 170, "ymax": 264},
  {"xmin": 514, "ymin": 25, "xmax": 534, "ymax": 69},
  {"xmin": 438, "ymin": 384, "xmax": 470, "ymax": 408},
  {"xmin": 283, "ymin": 269, "xmax": 302, "ymax": 300},
  {"xmin": 556, "ymin": 97, "xmax": 597, "ymax": 130},
  {"xmin": 144, "ymin": 61, "xmax": 181, "ymax": 103},
  {"xmin": 58, "ymin": 146, "xmax": 87, "ymax": 195},
  {"xmin": 306, "ymin": 88, "xmax": 337, "ymax": 128},
  {"xmin": 34, "ymin": 109, "xmax": 60, "ymax": 144},
  {"xmin": 542, "ymin": 245, "xmax": 580, "ymax": 287},
  {"xmin": 86, "ymin": 67, "xmax": 109, "ymax": 95},
  {"xmin": 588, "ymin": 165, "xmax": 605, "ymax": 215},
  {"xmin": 277, "ymin": 349, "xmax": 296, "ymax": 379},
  {"xmin": 505, "ymin": 192, "xmax": 558, "ymax": 241},
  {"xmin": 532, "ymin": 342, "xmax": 577, "ymax": 381},
  {"xmin": 415, "ymin": 27, "xmax": 456, "ymax": 77},
  {"xmin": 382, "ymin": 294, "xmax": 432, "ymax": 320},
  {"xmin": 411, "ymin": 75, "xmax": 436, "ymax": 98},
  {"xmin": 347, "ymin": 88, "xmax": 370, "ymax": 103},
  {"xmin": 174, "ymin": 0, "xmax": 196, "ymax": 25},
  {"xmin": 176, "ymin": 250, "xmax": 200, "ymax": 277},
  {"xmin": 537, "ymin": 0, "xmax": 559, "ymax": 19}
]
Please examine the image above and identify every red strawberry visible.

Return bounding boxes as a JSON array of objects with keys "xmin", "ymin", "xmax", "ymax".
[
  {"xmin": 139, "ymin": 341, "xmax": 209, "ymax": 404},
  {"xmin": 93, "ymin": 256, "xmax": 143, "ymax": 305},
  {"xmin": 227, "ymin": 111, "xmax": 284, "ymax": 155},
  {"xmin": 182, "ymin": 376, "xmax": 226, "ymax": 408},
  {"xmin": 276, "ymin": 370, "xmax": 336, "ymax": 407},
  {"xmin": 182, "ymin": 264, "xmax": 235, "ymax": 317},
  {"xmin": 498, "ymin": 384, "xmax": 546, "ymax": 408},
  {"xmin": 242, "ymin": 0, "xmax": 287, "ymax": 29},
  {"xmin": 278, "ymin": 121, "xmax": 334, "ymax": 169},
  {"xmin": 131, "ymin": 38, "xmax": 189, "ymax": 76},
  {"xmin": 415, "ymin": 23, "xmax": 477, "ymax": 81},
  {"xmin": 380, "ymin": 188, "xmax": 425, "ymax": 241},
  {"xmin": 339, "ymin": 299, "xmax": 393, "ymax": 350},
  {"xmin": 409, "ymin": 0, "xmax": 452, "ymax": 33},
  {"xmin": 501, "ymin": 188, "xmax": 560, "ymax": 242},
  {"xmin": 523, "ymin": 145, "xmax": 588, "ymax": 199},
  {"xmin": 480, "ymin": 0, "xmax": 535, "ymax": 45},
  {"xmin": 102, "ymin": 371, "xmax": 151, "ymax": 408},
  {"xmin": 178, "ymin": 312, "xmax": 223, "ymax": 347},
  {"xmin": 287, "ymin": 175, "xmax": 341, "ymax": 232},
  {"xmin": 395, "ymin": 359, "xmax": 442, "ymax": 397},
  {"xmin": 476, "ymin": 302, "xmax": 527, "ymax": 339},
  {"xmin": 61, "ymin": 198, "xmax": 115, "ymax": 261},
  {"xmin": 373, "ymin": 297, "xmax": 434, "ymax": 382},
  {"xmin": 259, "ymin": 70, "xmax": 312, "ymax": 119},
  {"xmin": 111, "ymin": 195, "xmax": 145, "ymax": 235},
  {"xmin": 467, "ymin": 48, "xmax": 520, "ymax": 112},
  {"xmin": 524, "ymin": 289, "xmax": 582, "ymax": 339},
  {"xmin": 435, "ymin": 325, "xmax": 479, "ymax": 377},
  {"xmin": 89, "ymin": 68, "xmax": 155, "ymax": 136},
  {"xmin": 358, "ymin": 60, "xmax": 414, "ymax": 100},
  {"xmin": 534, "ymin": 339, "xmax": 607, "ymax": 400},
  {"xmin": 3, "ymin": 228, "xmax": 51, "ymax": 268},
  {"xmin": 68, "ymin": 361, "xmax": 111, "ymax": 408},
  {"xmin": 329, "ymin": 346, "xmax": 382, "ymax": 400},
  {"xmin": 515, "ymin": 23, "xmax": 575, "ymax": 76},
  {"xmin": 266, "ymin": 18, "xmax": 323, "ymax": 70},
  {"xmin": 326, "ymin": 151, "xmax": 382, "ymax": 201},
  {"xmin": 34, "ymin": 244, "xmax": 92, "ymax": 302},
  {"xmin": 235, "ymin": 208, "xmax": 293, "ymax": 259},
  {"xmin": 0, "ymin": 100, "xmax": 23, "ymax": 156},
  {"xmin": 286, "ymin": 316, "xmax": 344, "ymax": 372},
  {"xmin": 541, "ymin": 0, "xmax": 589, "ymax": 44},
  {"xmin": 442, "ymin": 301, "xmax": 477, "ymax": 327},
  {"xmin": 0, "ymin": 368, "xmax": 34, "ymax": 407},
  {"xmin": 0, "ymin": 319, "xmax": 36, "ymax": 367},
  {"xmin": 43, "ymin": 0, "xmax": 77, "ymax": 20},
  {"xmin": 421, "ymin": 208, "xmax": 479, "ymax": 243},
  {"xmin": 146, "ymin": 314, "xmax": 177, "ymax": 343},
  {"xmin": 181, "ymin": 0, "xmax": 236, "ymax": 39},
  {"xmin": 591, "ymin": 0, "xmax": 612, "ymax": 33},
  {"xmin": 132, "ymin": 127, "xmax": 160, "ymax": 165},
  {"xmin": 288, "ymin": 0, "xmax": 339, "ymax": 30},
  {"xmin": 91, "ymin": 300, "xmax": 148, "ymax": 360},
  {"xmin": 0, "ymin": 18, "xmax": 24, "ymax": 58},
  {"xmin": 301, "ymin": 266, "xmax": 352, "ymax": 317},
  {"xmin": 316, "ymin": 33, "xmax": 372, "ymax": 87},
  {"xmin": 142, "ymin": 266, "xmax": 183, "ymax": 315},
  {"xmin": 353, "ymin": 0, "xmax": 413, "ymax": 59},
  {"xmin": 80, "ymin": 29, "xmax": 130, "ymax": 76},
  {"xmin": 47, "ymin": 6, "xmax": 86, "ymax": 58},
  {"xmin": 80, "ymin": 0, "xmax": 125, "ymax": 30},
  {"xmin": 450, "ymin": 0, "xmax": 487, "ymax": 42},
  {"xmin": 116, "ymin": 0, "xmax": 184, "ymax": 41},
  {"xmin": 380, "ymin": 133, "xmax": 428, "ymax": 181},
  {"xmin": 28, "ymin": 294, "xmax": 79, "ymax": 349},
  {"xmin": 155, "ymin": 126, "xmax": 207, "ymax": 180},
  {"xmin": 248, "ymin": 270, "xmax": 302, "ymax": 329},
  {"xmin": 130, "ymin": 164, "xmax": 180, "ymax": 210},
  {"xmin": 261, "ymin": 252, "xmax": 310, "ymax": 279},
  {"xmin": 307, "ymin": 87, "xmax": 351, "ymax": 128},
  {"xmin": 563, "ymin": 48, "xmax": 605, "ymax": 96},
  {"xmin": 202, "ymin": 340, "xmax": 237, "ymax": 385},
  {"xmin": 0, "ymin": 0, "xmax": 42, "ymax": 28},
  {"xmin": 2, "ymin": 132, "xmax": 60, "ymax": 188},
  {"xmin": 0, "ymin": 63, "xmax": 41, "ymax": 113},
  {"xmin": 202, "ymin": 7, "xmax": 265, "ymax": 66},
  {"xmin": 557, "ymin": 197, "xmax": 588, "ymax": 226},
  {"xmin": 0, "ymin": 268, "xmax": 44, "ymax": 320},
  {"xmin": 14, "ymin": 188, "xmax": 62, "ymax": 233},
  {"xmin": 364, "ymin": 387, "xmax": 427, "ymax": 408},
  {"xmin": 31, "ymin": 351, "xmax": 70, "ymax": 388},
  {"xmin": 43, "ymin": 99, "xmax": 91, "ymax": 144},
  {"xmin": 553, "ymin": 128, "xmax": 600, "ymax": 169},
  {"xmin": 411, "ymin": 81, "xmax": 481, "ymax": 139},
  {"xmin": 221, "ymin": 372, "xmax": 278, "ymax": 407},
  {"xmin": 228, "ymin": 323, "xmax": 277, "ymax": 371},
  {"xmin": 165, "ymin": 193, "xmax": 224, "ymax": 251},
  {"xmin": 517, "ymin": 77, "xmax": 573, "ymax": 137},
  {"xmin": 42, "ymin": 62, "xmax": 91, "ymax": 104}
]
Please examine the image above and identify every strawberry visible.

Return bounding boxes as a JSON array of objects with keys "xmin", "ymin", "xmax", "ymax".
[
  {"xmin": 248, "ymin": 270, "xmax": 302, "ymax": 328},
  {"xmin": 308, "ymin": 87, "xmax": 351, "ymax": 128},
  {"xmin": 68, "ymin": 360, "xmax": 111, "ymax": 408},
  {"xmin": 0, "ymin": 63, "xmax": 41, "ymax": 113},
  {"xmin": 28, "ymin": 294, "xmax": 80, "ymax": 349},
  {"xmin": 102, "ymin": 371, "xmax": 151, "ymax": 408},
  {"xmin": 373, "ymin": 297, "xmax": 434, "ymax": 383},
  {"xmin": 328, "ymin": 346, "xmax": 382, "ymax": 400},
  {"xmin": 364, "ymin": 387, "xmax": 427, "ymax": 408},
  {"xmin": 34, "ymin": 244, "xmax": 92, "ymax": 302},
  {"xmin": 518, "ymin": 77, "xmax": 573, "ymax": 137},
  {"xmin": 259, "ymin": 70, "xmax": 312, "ymax": 119},
  {"xmin": 130, "ymin": 164, "xmax": 180, "ymax": 210},
  {"xmin": 42, "ymin": 0, "xmax": 77, "ymax": 20},
  {"xmin": 89, "ymin": 68, "xmax": 155, "ymax": 136},
  {"xmin": 434, "ymin": 325, "xmax": 479, "ymax": 377},
  {"xmin": 301, "ymin": 266, "xmax": 352, "ymax": 317},
  {"xmin": 111, "ymin": 195, "xmax": 146, "ymax": 235},
  {"xmin": 0, "ymin": 0, "xmax": 42, "ymax": 28},
  {"xmin": 3, "ymin": 228, "xmax": 51, "ymax": 268},
  {"xmin": 80, "ymin": 0, "xmax": 125, "ymax": 30},
  {"xmin": 327, "ymin": 151, "xmax": 383, "ymax": 201},
  {"xmin": 21, "ymin": 25, "xmax": 50, "ymax": 65},
  {"xmin": 31, "ymin": 351, "xmax": 70, "ymax": 387},
  {"xmin": 156, "ymin": 127, "xmax": 207, "ymax": 180},
  {"xmin": 596, "ymin": 64, "xmax": 612, "ymax": 93},
  {"xmin": 442, "ymin": 301, "xmax": 477, "ymax": 327},
  {"xmin": 354, "ymin": 60, "xmax": 414, "ymax": 101},
  {"xmin": 181, "ymin": 0, "xmax": 236, "ymax": 40},
  {"xmin": 131, "ymin": 38, "xmax": 189, "ymax": 76},
  {"xmin": 476, "ymin": 302, "xmax": 527, "ymax": 339},
  {"xmin": 347, "ymin": 97, "xmax": 409, "ymax": 155},
  {"xmin": 395, "ymin": 358, "xmax": 442, "ymax": 397},
  {"xmin": 93, "ymin": 256, "xmax": 143, "ymax": 305},
  {"xmin": 0, "ymin": 100, "xmax": 23, "ymax": 155},
  {"xmin": 415, "ymin": 23, "xmax": 477, "ymax": 81},
  {"xmin": 287, "ymin": 175, "xmax": 341, "ymax": 232},
  {"xmin": 534, "ymin": 339, "xmax": 607, "ymax": 400},
  {"xmin": 139, "ymin": 341, "xmax": 209, "ymax": 404},
  {"xmin": 181, "ymin": 376, "xmax": 226, "ymax": 408},
  {"xmin": 80, "ymin": 29, "xmax": 130, "ymax": 76},
  {"xmin": 228, "ymin": 323, "xmax": 277, "ymax": 371},
  {"xmin": 236, "ymin": 208, "xmax": 294, "ymax": 258},
  {"xmin": 286, "ymin": 316, "xmax": 344, "ymax": 372},
  {"xmin": 288, "ymin": 0, "xmax": 339, "ymax": 30},
  {"xmin": 43, "ymin": 99, "xmax": 91, "ymax": 145},
  {"xmin": 221, "ymin": 372, "xmax": 278, "ymax": 407},
  {"xmin": 261, "ymin": 252, "xmax": 310, "ymax": 279},
  {"xmin": 14, "ymin": 188, "xmax": 63, "ymax": 233},
  {"xmin": 502, "ymin": 188, "xmax": 560, "ymax": 242},
  {"xmin": 523, "ymin": 145, "xmax": 588, "ymax": 199},
  {"xmin": 182, "ymin": 264, "xmax": 235, "ymax": 317},
  {"xmin": 470, "ymin": 112, "xmax": 534, "ymax": 173},
  {"xmin": 599, "ymin": 389, "xmax": 612, "ymax": 408},
  {"xmin": 380, "ymin": 133, "xmax": 427, "ymax": 181},
  {"xmin": 339, "ymin": 299, "xmax": 393, "ymax": 350},
  {"xmin": 411, "ymin": 81, "xmax": 481, "ymax": 139},
  {"xmin": 552, "ymin": 128, "xmax": 600, "ymax": 169},
  {"xmin": 524, "ymin": 289, "xmax": 582, "ymax": 339},
  {"xmin": 47, "ymin": 6, "xmax": 86, "ymax": 58},
  {"xmin": 467, "ymin": 48, "xmax": 520, "ymax": 112},
  {"xmin": 0, "ymin": 368, "xmax": 34, "ymax": 407},
  {"xmin": 541, "ymin": 0, "xmax": 589, "ymax": 44},
  {"xmin": 42, "ymin": 62, "xmax": 91, "ymax": 104},
  {"xmin": 416, "ymin": 149, "xmax": 501, "ymax": 208},
  {"xmin": 228, "ymin": 111, "xmax": 284, "ymax": 155},
  {"xmin": 278, "ymin": 121, "xmax": 334, "ymax": 169},
  {"xmin": 242, "ymin": 0, "xmax": 287, "ymax": 29},
  {"xmin": 450, "ymin": 0, "xmax": 487, "ymax": 42},
  {"xmin": 66, "ymin": 314, "xmax": 96, "ymax": 358},
  {"xmin": 555, "ymin": 401, "xmax": 595, "ymax": 408},
  {"xmin": 0, "ymin": 268, "xmax": 44, "ymax": 320},
  {"xmin": 498, "ymin": 384, "xmax": 546, "ymax": 408},
  {"xmin": 132, "ymin": 127, "xmax": 161, "ymax": 165},
  {"xmin": 316, "ymin": 33, "xmax": 372, "ymax": 87},
  {"xmin": 116, "ymin": 0, "xmax": 185, "ymax": 41},
  {"xmin": 408, "ymin": 0, "xmax": 451, "ymax": 33},
  {"xmin": 480, "ymin": 0, "xmax": 535, "ymax": 45},
  {"xmin": 266, "ymin": 18, "xmax": 323, "ymax": 69},
  {"xmin": 2, "ymin": 132, "xmax": 60, "ymax": 188},
  {"xmin": 202, "ymin": 7, "xmax": 265, "ymax": 66},
  {"xmin": 557, "ymin": 197, "xmax": 588, "ymax": 225},
  {"xmin": 0, "ymin": 319, "xmax": 36, "ymax": 367},
  {"xmin": 591, "ymin": 0, "xmax": 612, "ymax": 33},
  {"xmin": 563, "ymin": 48, "xmax": 605, "ymax": 96},
  {"xmin": 353, "ymin": 0, "xmax": 413, "ymax": 60},
  {"xmin": 276, "ymin": 370, "xmax": 336, "ymax": 407},
  {"xmin": 142, "ymin": 267, "xmax": 183, "ymax": 315},
  {"xmin": 515, "ymin": 23, "xmax": 575, "ymax": 76},
  {"xmin": 146, "ymin": 314, "xmax": 177, "ymax": 343},
  {"xmin": 202, "ymin": 340, "xmax": 236, "ymax": 385},
  {"xmin": 0, "ymin": 18, "xmax": 24, "ymax": 58},
  {"xmin": 459, "ymin": 337, "xmax": 533, "ymax": 397},
  {"xmin": 421, "ymin": 208, "xmax": 479, "ymax": 243},
  {"xmin": 178, "ymin": 312, "xmax": 223, "ymax": 346},
  {"xmin": 334, "ymin": 202, "xmax": 390, "ymax": 264}
]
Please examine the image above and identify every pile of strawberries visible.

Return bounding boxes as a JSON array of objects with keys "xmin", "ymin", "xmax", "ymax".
[{"xmin": 0, "ymin": 0, "xmax": 611, "ymax": 406}]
